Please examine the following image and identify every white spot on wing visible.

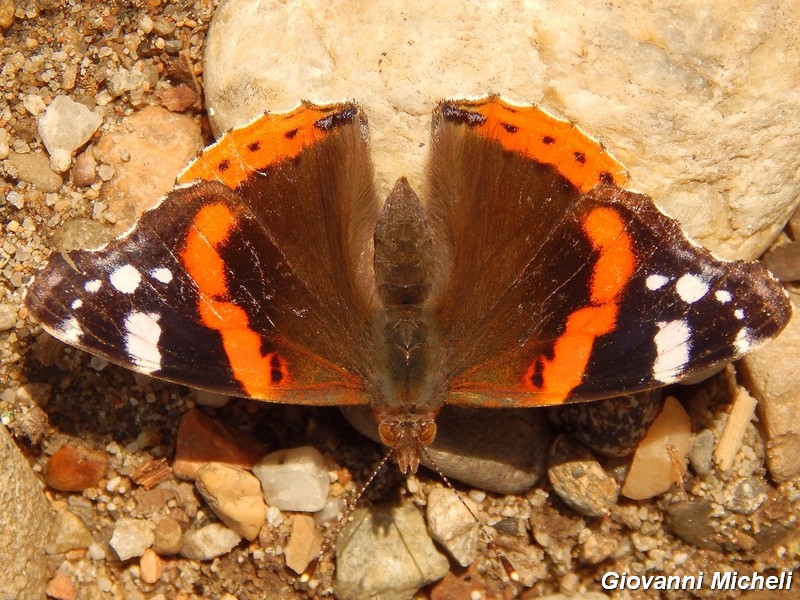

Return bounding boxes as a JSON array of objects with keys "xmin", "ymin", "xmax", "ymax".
[
  {"xmin": 150, "ymin": 267, "xmax": 173, "ymax": 284},
  {"xmin": 675, "ymin": 273, "xmax": 709, "ymax": 304},
  {"xmin": 734, "ymin": 308, "xmax": 745, "ymax": 320},
  {"xmin": 58, "ymin": 316, "xmax": 83, "ymax": 345},
  {"xmin": 646, "ymin": 274, "xmax": 669, "ymax": 291},
  {"xmin": 84, "ymin": 279, "xmax": 102, "ymax": 293},
  {"xmin": 735, "ymin": 328, "xmax": 752, "ymax": 354},
  {"xmin": 71, "ymin": 299, "xmax": 83, "ymax": 310},
  {"xmin": 110, "ymin": 265, "xmax": 142, "ymax": 294},
  {"xmin": 653, "ymin": 319, "xmax": 692, "ymax": 383},
  {"xmin": 715, "ymin": 290, "xmax": 732, "ymax": 304},
  {"xmin": 123, "ymin": 312, "xmax": 162, "ymax": 372}
]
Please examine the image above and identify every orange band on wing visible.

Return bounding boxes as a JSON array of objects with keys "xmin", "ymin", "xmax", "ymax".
[
  {"xmin": 180, "ymin": 202, "xmax": 291, "ymax": 396},
  {"xmin": 444, "ymin": 97, "xmax": 629, "ymax": 193},
  {"xmin": 525, "ymin": 207, "xmax": 635, "ymax": 402},
  {"xmin": 177, "ymin": 102, "xmax": 356, "ymax": 190}
]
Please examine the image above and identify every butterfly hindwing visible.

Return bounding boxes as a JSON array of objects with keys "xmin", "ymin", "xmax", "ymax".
[{"xmin": 26, "ymin": 103, "xmax": 380, "ymax": 406}]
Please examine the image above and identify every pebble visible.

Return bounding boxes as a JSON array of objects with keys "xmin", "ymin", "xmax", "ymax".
[
  {"xmin": 157, "ymin": 83, "xmax": 198, "ymax": 112},
  {"xmin": 45, "ymin": 444, "xmax": 109, "ymax": 492},
  {"xmin": 5, "ymin": 151, "xmax": 63, "ymax": 192},
  {"xmin": 790, "ymin": 204, "xmax": 800, "ymax": 239},
  {"xmin": 252, "ymin": 446, "xmax": 330, "ymax": 512},
  {"xmin": 720, "ymin": 476, "xmax": 767, "ymax": 514},
  {"xmin": 192, "ymin": 390, "xmax": 231, "ymax": 407},
  {"xmin": 335, "ymin": 504, "xmax": 449, "ymax": 600},
  {"xmin": 0, "ymin": 424, "xmax": 53, "ymax": 597},
  {"xmin": 45, "ymin": 506, "xmax": 93, "ymax": 555},
  {"xmin": 342, "ymin": 404, "xmax": 551, "ymax": 494},
  {"xmin": 152, "ymin": 518, "xmax": 183, "ymax": 555},
  {"xmin": 740, "ymin": 301, "xmax": 800, "ymax": 482},
  {"xmin": 664, "ymin": 500, "xmax": 721, "ymax": 551},
  {"xmin": 94, "ymin": 105, "xmax": 202, "ymax": 229},
  {"xmin": 762, "ymin": 241, "xmax": 800, "ymax": 281},
  {"xmin": 688, "ymin": 428, "xmax": 715, "ymax": 477},
  {"xmin": 195, "ymin": 462, "xmax": 266, "ymax": 540},
  {"xmin": 0, "ymin": 302, "xmax": 16, "ymax": 331},
  {"xmin": 579, "ymin": 532, "xmax": 618, "ymax": 565},
  {"xmin": 547, "ymin": 390, "xmax": 663, "ymax": 456},
  {"xmin": 172, "ymin": 408, "xmax": 267, "ymax": 480},
  {"xmin": 109, "ymin": 518, "xmax": 155, "ymax": 561},
  {"xmin": 37, "ymin": 95, "xmax": 103, "ymax": 172},
  {"xmin": 15, "ymin": 382, "xmax": 52, "ymax": 407},
  {"xmin": 9, "ymin": 404, "xmax": 48, "ymax": 444},
  {"xmin": 139, "ymin": 548, "xmax": 164, "ymax": 584},
  {"xmin": 23, "ymin": 94, "xmax": 46, "ymax": 116},
  {"xmin": 621, "ymin": 397, "xmax": 692, "ymax": 500},
  {"xmin": 45, "ymin": 573, "xmax": 75, "ymax": 600},
  {"xmin": 179, "ymin": 523, "xmax": 242, "ymax": 561},
  {"xmin": 71, "ymin": 149, "xmax": 97, "ymax": 187},
  {"xmin": 105, "ymin": 67, "xmax": 146, "ymax": 98},
  {"xmin": 547, "ymin": 435, "xmax": 618, "ymax": 517},
  {"xmin": 425, "ymin": 486, "xmax": 479, "ymax": 567},
  {"xmin": 51, "ymin": 217, "xmax": 114, "ymax": 253},
  {"xmin": 0, "ymin": 128, "xmax": 9, "ymax": 159},
  {"xmin": 6, "ymin": 189, "xmax": 23, "ymax": 208},
  {"xmin": 429, "ymin": 564, "xmax": 488, "ymax": 600},
  {"xmin": 283, "ymin": 513, "xmax": 322, "ymax": 575}
]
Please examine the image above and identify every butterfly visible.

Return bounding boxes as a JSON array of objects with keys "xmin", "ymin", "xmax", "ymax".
[{"xmin": 25, "ymin": 96, "xmax": 792, "ymax": 473}]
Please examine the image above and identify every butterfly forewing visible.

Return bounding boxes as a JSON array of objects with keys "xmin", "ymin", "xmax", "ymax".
[
  {"xmin": 26, "ymin": 104, "xmax": 380, "ymax": 406},
  {"xmin": 425, "ymin": 98, "xmax": 791, "ymax": 407}
]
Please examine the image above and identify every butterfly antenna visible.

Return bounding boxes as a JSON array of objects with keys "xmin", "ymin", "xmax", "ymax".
[
  {"xmin": 420, "ymin": 448, "xmax": 520, "ymax": 583},
  {"xmin": 300, "ymin": 447, "xmax": 394, "ymax": 583}
]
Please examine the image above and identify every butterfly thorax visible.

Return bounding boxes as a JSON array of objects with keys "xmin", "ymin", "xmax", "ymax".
[{"xmin": 371, "ymin": 178, "xmax": 443, "ymax": 473}]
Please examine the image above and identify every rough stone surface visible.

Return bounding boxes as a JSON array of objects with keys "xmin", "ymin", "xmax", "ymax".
[
  {"xmin": 547, "ymin": 436, "xmax": 619, "ymax": 517},
  {"xmin": 0, "ymin": 302, "xmax": 16, "ymax": 331},
  {"xmin": 37, "ymin": 95, "xmax": 102, "ymax": 171},
  {"xmin": 152, "ymin": 518, "xmax": 183, "ymax": 556},
  {"xmin": 343, "ymin": 405, "xmax": 551, "ymax": 494},
  {"xmin": 740, "ymin": 299, "xmax": 800, "ymax": 482},
  {"xmin": 179, "ymin": 523, "xmax": 242, "ymax": 561},
  {"xmin": 665, "ymin": 500, "xmax": 722, "ymax": 552},
  {"xmin": 94, "ymin": 105, "xmax": 202, "ymax": 232},
  {"xmin": 687, "ymin": 428, "xmax": 715, "ymax": 478},
  {"xmin": 45, "ymin": 444, "xmax": 108, "ymax": 492},
  {"xmin": 172, "ymin": 408, "xmax": 267, "ymax": 481},
  {"xmin": 763, "ymin": 241, "xmax": 800, "ymax": 281},
  {"xmin": 252, "ymin": 446, "xmax": 330, "ymax": 512},
  {"xmin": 45, "ymin": 506, "xmax": 93, "ymax": 555},
  {"xmin": 0, "ymin": 425, "xmax": 52, "ymax": 600},
  {"xmin": 425, "ymin": 486, "xmax": 479, "ymax": 567},
  {"xmin": 50, "ymin": 217, "xmax": 115, "ymax": 254},
  {"xmin": 195, "ymin": 462, "xmax": 266, "ymax": 541},
  {"xmin": 335, "ymin": 504, "xmax": 449, "ymax": 600},
  {"xmin": 205, "ymin": 0, "xmax": 800, "ymax": 259},
  {"xmin": 548, "ymin": 391, "xmax": 663, "ymax": 457},
  {"xmin": 283, "ymin": 513, "xmax": 323, "ymax": 575},
  {"xmin": 4, "ymin": 151, "xmax": 62, "ymax": 192},
  {"xmin": 109, "ymin": 518, "xmax": 155, "ymax": 561}
]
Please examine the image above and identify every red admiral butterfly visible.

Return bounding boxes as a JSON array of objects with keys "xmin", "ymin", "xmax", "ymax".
[{"xmin": 26, "ymin": 97, "xmax": 792, "ymax": 473}]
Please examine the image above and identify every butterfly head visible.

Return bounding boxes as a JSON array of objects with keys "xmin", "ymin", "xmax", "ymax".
[{"xmin": 377, "ymin": 417, "xmax": 437, "ymax": 474}]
